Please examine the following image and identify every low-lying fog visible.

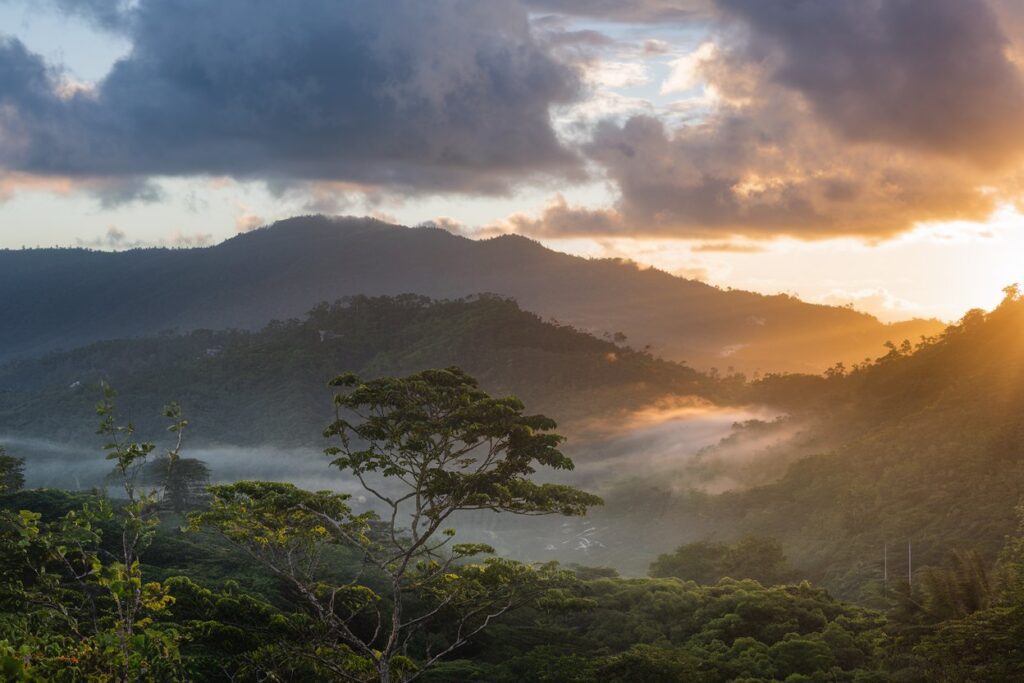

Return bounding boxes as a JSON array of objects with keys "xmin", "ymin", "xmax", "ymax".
[{"xmin": 2, "ymin": 400, "xmax": 795, "ymax": 575}]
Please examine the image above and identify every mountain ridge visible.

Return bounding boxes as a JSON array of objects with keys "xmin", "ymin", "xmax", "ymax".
[{"xmin": 0, "ymin": 215, "xmax": 943, "ymax": 372}]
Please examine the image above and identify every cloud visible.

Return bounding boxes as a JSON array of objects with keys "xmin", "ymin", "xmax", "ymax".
[
  {"xmin": 660, "ymin": 42, "xmax": 717, "ymax": 95},
  {"xmin": 643, "ymin": 39, "xmax": 672, "ymax": 55},
  {"xmin": 0, "ymin": 169, "xmax": 162, "ymax": 206},
  {"xmin": 92, "ymin": 177, "xmax": 164, "ymax": 208},
  {"xmin": 416, "ymin": 216, "xmax": 468, "ymax": 235},
  {"xmin": 0, "ymin": 0, "xmax": 583, "ymax": 195},
  {"xmin": 75, "ymin": 225, "xmax": 135, "ymax": 249},
  {"xmin": 718, "ymin": 0, "xmax": 1024, "ymax": 166},
  {"xmin": 504, "ymin": 107, "xmax": 1004, "ymax": 240},
  {"xmin": 0, "ymin": 171, "xmax": 79, "ymax": 202},
  {"xmin": 7, "ymin": 0, "xmax": 1024, "ymax": 245},
  {"xmin": 515, "ymin": 0, "xmax": 1024, "ymax": 241},
  {"xmin": 73, "ymin": 225, "xmax": 213, "ymax": 250},
  {"xmin": 163, "ymin": 230, "xmax": 213, "ymax": 248},
  {"xmin": 234, "ymin": 205, "xmax": 265, "ymax": 233},
  {"xmin": 674, "ymin": 264, "xmax": 709, "ymax": 281},
  {"xmin": 691, "ymin": 241, "xmax": 764, "ymax": 253},
  {"xmin": 500, "ymin": 194, "xmax": 626, "ymax": 237},
  {"xmin": 817, "ymin": 287, "xmax": 924, "ymax": 323},
  {"xmin": 525, "ymin": 0, "xmax": 713, "ymax": 23}
]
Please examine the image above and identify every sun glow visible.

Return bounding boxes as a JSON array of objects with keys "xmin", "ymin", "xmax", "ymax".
[{"xmin": 536, "ymin": 204, "xmax": 1024, "ymax": 324}]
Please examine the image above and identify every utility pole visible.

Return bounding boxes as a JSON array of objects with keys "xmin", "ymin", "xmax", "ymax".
[
  {"xmin": 908, "ymin": 541, "xmax": 913, "ymax": 588},
  {"xmin": 883, "ymin": 543, "xmax": 888, "ymax": 598}
]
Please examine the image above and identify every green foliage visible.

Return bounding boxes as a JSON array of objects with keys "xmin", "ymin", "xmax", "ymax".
[
  {"xmin": 0, "ymin": 447, "xmax": 25, "ymax": 493},
  {"xmin": 187, "ymin": 368, "xmax": 601, "ymax": 681},
  {"xmin": 0, "ymin": 390, "xmax": 185, "ymax": 680},
  {"xmin": 325, "ymin": 367, "xmax": 604, "ymax": 517},
  {"xmin": 649, "ymin": 292, "xmax": 1024, "ymax": 601},
  {"xmin": 0, "ymin": 446, "xmax": 25, "ymax": 493},
  {"xmin": 906, "ymin": 504, "xmax": 1024, "ymax": 680},
  {"xmin": 140, "ymin": 456, "xmax": 211, "ymax": 514},
  {"xmin": 6, "ymin": 349, "xmax": 1024, "ymax": 680},
  {"xmin": 650, "ymin": 535, "xmax": 796, "ymax": 586},
  {"xmin": 420, "ymin": 577, "xmax": 887, "ymax": 683}
]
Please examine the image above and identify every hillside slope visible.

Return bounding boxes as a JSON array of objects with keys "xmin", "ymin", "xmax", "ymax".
[
  {"xmin": 676, "ymin": 291, "xmax": 1024, "ymax": 598},
  {"xmin": 0, "ymin": 215, "xmax": 942, "ymax": 372},
  {"xmin": 0, "ymin": 294, "xmax": 718, "ymax": 447}
]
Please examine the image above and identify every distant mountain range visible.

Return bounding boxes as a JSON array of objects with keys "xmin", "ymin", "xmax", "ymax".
[{"xmin": 0, "ymin": 215, "xmax": 943, "ymax": 373}]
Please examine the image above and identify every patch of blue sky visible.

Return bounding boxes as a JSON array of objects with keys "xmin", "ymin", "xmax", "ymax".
[{"xmin": 0, "ymin": 2, "xmax": 129, "ymax": 83}]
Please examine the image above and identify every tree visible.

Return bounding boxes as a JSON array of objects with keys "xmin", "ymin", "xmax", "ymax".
[
  {"xmin": 0, "ymin": 448, "xmax": 25, "ymax": 494},
  {"xmin": 0, "ymin": 388, "xmax": 183, "ymax": 679},
  {"xmin": 649, "ymin": 539, "xmax": 728, "ymax": 584},
  {"xmin": 140, "ymin": 457, "xmax": 211, "ymax": 515},
  {"xmin": 917, "ymin": 549, "xmax": 993, "ymax": 622},
  {"xmin": 649, "ymin": 535, "xmax": 795, "ymax": 586},
  {"xmin": 1002, "ymin": 282, "xmax": 1021, "ymax": 303},
  {"xmin": 913, "ymin": 509, "xmax": 1024, "ymax": 679},
  {"xmin": 194, "ymin": 367, "xmax": 602, "ymax": 682}
]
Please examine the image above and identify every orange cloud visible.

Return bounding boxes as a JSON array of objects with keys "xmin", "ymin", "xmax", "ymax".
[{"xmin": 0, "ymin": 172, "xmax": 82, "ymax": 201}]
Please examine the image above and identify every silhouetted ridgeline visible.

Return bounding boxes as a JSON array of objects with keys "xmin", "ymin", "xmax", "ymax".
[{"xmin": 0, "ymin": 215, "xmax": 942, "ymax": 372}]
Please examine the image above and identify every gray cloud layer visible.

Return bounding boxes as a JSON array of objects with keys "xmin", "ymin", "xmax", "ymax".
[
  {"xmin": 0, "ymin": 0, "xmax": 581, "ymax": 193},
  {"xmin": 4, "ymin": 0, "xmax": 1024, "ymax": 240}
]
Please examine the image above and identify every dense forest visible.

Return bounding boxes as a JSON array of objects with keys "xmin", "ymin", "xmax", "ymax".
[
  {"xmin": 667, "ymin": 286, "xmax": 1024, "ymax": 600},
  {"xmin": 3, "ymin": 286, "xmax": 1024, "ymax": 679},
  {"xmin": 5, "ymin": 291, "xmax": 1024, "ymax": 592},
  {"xmin": 544, "ymin": 288, "xmax": 1024, "ymax": 602},
  {"xmin": 4, "ymin": 365, "xmax": 1024, "ymax": 681}
]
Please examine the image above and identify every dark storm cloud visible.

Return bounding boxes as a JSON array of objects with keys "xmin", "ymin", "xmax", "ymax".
[
  {"xmin": 718, "ymin": 0, "xmax": 1024, "ymax": 166},
  {"xmin": 514, "ymin": 105, "xmax": 1001, "ymax": 240},
  {"xmin": 0, "ymin": 0, "xmax": 582, "ymax": 193},
  {"xmin": 34, "ymin": 0, "xmax": 132, "ymax": 31},
  {"xmin": 0, "ymin": 37, "xmax": 52, "ymax": 109},
  {"xmin": 515, "ymin": 0, "xmax": 1024, "ymax": 240}
]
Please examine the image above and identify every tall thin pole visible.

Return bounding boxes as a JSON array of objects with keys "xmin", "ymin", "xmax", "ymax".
[
  {"xmin": 908, "ymin": 541, "xmax": 912, "ymax": 588},
  {"xmin": 883, "ymin": 543, "xmax": 888, "ymax": 597}
]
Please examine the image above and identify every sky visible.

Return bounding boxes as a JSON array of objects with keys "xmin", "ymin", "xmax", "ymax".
[{"xmin": 1, "ymin": 0, "xmax": 1023, "ymax": 322}]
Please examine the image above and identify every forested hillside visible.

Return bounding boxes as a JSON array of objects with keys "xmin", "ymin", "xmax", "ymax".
[
  {"xmin": 0, "ymin": 215, "xmax": 942, "ymax": 372},
  {"xmin": 0, "ymin": 294, "xmax": 722, "ymax": 446},
  {"xmin": 3, "ymin": 366, "xmax": 1024, "ymax": 681},
  {"xmin": 6, "ymin": 287, "xmax": 1021, "ymax": 607},
  {"xmin": 654, "ymin": 288, "xmax": 1024, "ymax": 599}
]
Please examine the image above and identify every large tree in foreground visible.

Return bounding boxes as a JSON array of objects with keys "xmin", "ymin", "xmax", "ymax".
[{"xmin": 194, "ymin": 367, "xmax": 602, "ymax": 682}]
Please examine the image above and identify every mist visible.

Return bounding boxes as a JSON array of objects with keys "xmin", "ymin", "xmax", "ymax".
[
  {"xmin": 2, "ymin": 399, "xmax": 797, "ymax": 576},
  {"xmin": 4, "ymin": 399, "xmax": 786, "ymax": 494},
  {"xmin": 564, "ymin": 400, "xmax": 782, "ymax": 492}
]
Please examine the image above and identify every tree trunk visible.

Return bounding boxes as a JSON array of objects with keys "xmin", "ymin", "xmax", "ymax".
[{"xmin": 378, "ymin": 659, "xmax": 391, "ymax": 683}]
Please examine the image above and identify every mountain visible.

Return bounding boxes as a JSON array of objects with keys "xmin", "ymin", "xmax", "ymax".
[
  {"xmin": 0, "ymin": 294, "xmax": 721, "ymax": 448},
  {"xmin": 0, "ymin": 215, "xmax": 942, "ymax": 373}
]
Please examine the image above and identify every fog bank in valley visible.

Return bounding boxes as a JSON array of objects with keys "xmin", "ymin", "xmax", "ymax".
[{"xmin": 1, "ymin": 399, "xmax": 797, "ymax": 575}]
